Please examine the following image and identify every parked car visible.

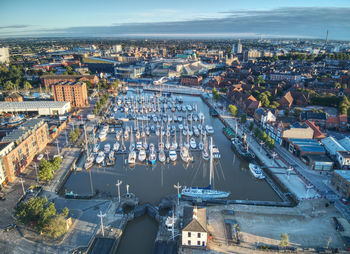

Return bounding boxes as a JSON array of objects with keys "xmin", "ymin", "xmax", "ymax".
[
  {"xmin": 340, "ymin": 197, "xmax": 348, "ymax": 204},
  {"xmin": 4, "ymin": 224, "xmax": 16, "ymax": 232}
]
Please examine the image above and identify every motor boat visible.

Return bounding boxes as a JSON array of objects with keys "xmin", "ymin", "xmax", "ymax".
[
  {"xmin": 180, "ymin": 146, "xmax": 190, "ymax": 163},
  {"xmin": 205, "ymin": 125, "xmax": 214, "ymax": 135},
  {"xmin": 138, "ymin": 148, "xmax": 146, "ymax": 162},
  {"xmin": 128, "ymin": 151, "xmax": 136, "ymax": 164},
  {"xmin": 159, "ymin": 149, "xmax": 166, "ymax": 163},
  {"xmin": 190, "ymin": 137, "xmax": 197, "ymax": 149},
  {"xmin": 113, "ymin": 142, "xmax": 120, "ymax": 151},
  {"xmin": 104, "ymin": 143, "xmax": 111, "ymax": 153},
  {"xmin": 95, "ymin": 152, "xmax": 105, "ymax": 164},
  {"xmin": 249, "ymin": 163, "xmax": 266, "ymax": 179},
  {"xmin": 169, "ymin": 149, "xmax": 177, "ymax": 162}
]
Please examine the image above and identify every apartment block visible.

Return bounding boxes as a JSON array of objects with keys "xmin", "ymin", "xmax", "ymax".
[{"xmin": 52, "ymin": 81, "xmax": 89, "ymax": 107}]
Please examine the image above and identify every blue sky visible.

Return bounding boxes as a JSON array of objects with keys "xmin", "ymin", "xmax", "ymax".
[{"xmin": 1, "ymin": 0, "xmax": 350, "ymax": 39}]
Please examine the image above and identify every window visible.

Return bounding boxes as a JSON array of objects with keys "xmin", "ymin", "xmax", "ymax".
[
  {"xmin": 188, "ymin": 232, "xmax": 191, "ymax": 237},
  {"xmin": 188, "ymin": 240, "xmax": 191, "ymax": 246},
  {"xmin": 197, "ymin": 233, "xmax": 201, "ymax": 238},
  {"xmin": 197, "ymin": 241, "xmax": 200, "ymax": 245}
]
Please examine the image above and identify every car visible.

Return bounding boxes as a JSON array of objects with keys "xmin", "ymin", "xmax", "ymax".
[
  {"xmin": 4, "ymin": 224, "xmax": 16, "ymax": 232},
  {"xmin": 340, "ymin": 198, "xmax": 348, "ymax": 204}
]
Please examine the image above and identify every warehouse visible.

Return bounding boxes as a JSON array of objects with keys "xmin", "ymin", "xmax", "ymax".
[{"xmin": 0, "ymin": 101, "xmax": 71, "ymax": 115}]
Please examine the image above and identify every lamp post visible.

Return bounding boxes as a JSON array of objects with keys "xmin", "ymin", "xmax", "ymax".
[
  {"xmin": 34, "ymin": 163, "xmax": 38, "ymax": 182},
  {"xmin": 174, "ymin": 182, "xmax": 181, "ymax": 206},
  {"xmin": 45, "ymin": 150, "xmax": 50, "ymax": 160},
  {"xmin": 55, "ymin": 139, "xmax": 60, "ymax": 155},
  {"xmin": 126, "ymin": 184, "xmax": 129, "ymax": 195},
  {"xmin": 116, "ymin": 180, "xmax": 122, "ymax": 202},
  {"xmin": 260, "ymin": 141, "xmax": 264, "ymax": 152},
  {"xmin": 19, "ymin": 177, "xmax": 25, "ymax": 195},
  {"xmin": 97, "ymin": 211, "xmax": 106, "ymax": 237}
]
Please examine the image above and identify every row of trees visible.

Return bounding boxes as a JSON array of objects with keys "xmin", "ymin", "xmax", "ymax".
[
  {"xmin": 38, "ymin": 156, "xmax": 63, "ymax": 182},
  {"xmin": 254, "ymin": 127, "xmax": 275, "ymax": 150},
  {"xmin": 0, "ymin": 64, "xmax": 33, "ymax": 91},
  {"xmin": 69, "ymin": 126, "xmax": 81, "ymax": 143},
  {"xmin": 93, "ymin": 93, "xmax": 109, "ymax": 115},
  {"xmin": 212, "ymin": 88, "xmax": 221, "ymax": 101},
  {"xmin": 259, "ymin": 52, "xmax": 350, "ymax": 62},
  {"xmin": 15, "ymin": 197, "xmax": 69, "ymax": 239}
]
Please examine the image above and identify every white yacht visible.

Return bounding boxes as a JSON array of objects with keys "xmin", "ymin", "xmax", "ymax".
[
  {"xmin": 205, "ymin": 125, "xmax": 214, "ymax": 135},
  {"xmin": 99, "ymin": 130, "xmax": 107, "ymax": 141},
  {"xmin": 159, "ymin": 149, "xmax": 166, "ymax": 163},
  {"xmin": 249, "ymin": 163, "xmax": 266, "ymax": 179},
  {"xmin": 180, "ymin": 146, "xmax": 190, "ymax": 163},
  {"xmin": 113, "ymin": 142, "xmax": 120, "ymax": 151},
  {"xmin": 128, "ymin": 151, "xmax": 136, "ymax": 164},
  {"xmin": 190, "ymin": 137, "xmax": 197, "ymax": 149},
  {"xmin": 104, "ymin": 143, "xmax": 111, "ymax": 153},
  {"xmin": 95, "ymin": 151, "xmax": 105, "ymax": 164},
  {"xmin": 138, "ymin": 148, "xmax": 147, "ymax": 162},
  {"xmin": 169, "ymin": 149, "xmax": 177, "ymax": 162}
]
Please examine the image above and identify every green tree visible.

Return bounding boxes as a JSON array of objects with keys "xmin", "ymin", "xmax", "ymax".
[
  {"xmin": 270, "ymin": 101, "xmax": 280, "ymax": 109},
  {"xmin": 255, "ymin": 75, "xmax": 265, "ymax": 86},
  {"xmin": 52, "ymin": 156, "xmax": 62, "ymax": 170},
  {"xmin": 62, "ymin": 207, "xmax": 69, "ymax": 218},
  {"xmin": 294, "ymin": 108, "xmax": 302, "ymax": 117},
  {"xmin": 15, "ymin": 197, "xmax": 47, "ymax": 224},
  {"xmin": 39, "ymin": 159, "xmax": 55, "ymax": 182},
  {"xmin": 4, "ymin": 80, "xmax": 14, "ymax": 90},
  {"xmin": 258, "ymin": 93, "xmax": 270, "ymax": 107},
  {"xmin": 43, "ymin": 215, "xmax": 67, "ymax": 239},
  {"xmin": 69, "ymin": 130, "xmax": 78, "ymax": 143},
  {"xmin": 248, "ymin": 122, "xmax": 254, "ymax": 131},
  {"xmin": 23, "ymin": 81, "xmax": 32, "ymax": 90},
  {"xmin": 85, "ymin": 80, "xmax": 92, "ymax": 89},
  {"xmin": 39, "ymin": 202, "xmax": 56, "ymax": 228},
  {"xmin": 341, "ymin": 83, "xmax": 348, "ymax": 89},
  {"xmin": 228, "ymin": 104, "xmax": 238, "ymax": 116},
  {"xmin": 240, "ymin": 113, "xmax": 247, "ymax": 124},
  {"xmin": 280, "ymin": 233, "xmax": 289, "ymax": 249},
  {"xmin": 65, "ymin": 66, "xmax": 74, "ymax": 75},
  {"xmin": 110, "ymin": 79, "xmax": 121, "ymax": 90},
  {"xmin": 334, "ymin": 82, "xmax": 341, "ymax": 89}
]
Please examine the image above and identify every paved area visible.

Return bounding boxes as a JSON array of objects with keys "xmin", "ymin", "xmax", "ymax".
[{"xmin": 206, "ymin": 200, "xmax": 346, "ymax": 253}]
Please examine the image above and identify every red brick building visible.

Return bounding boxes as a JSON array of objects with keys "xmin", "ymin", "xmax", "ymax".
[
  {"xmin": 41, "ymin": 74, "xmax": 99, "ymax": 89},
  {"xmin": 180, "ymin": 75, "xmax": 203, "ymax": 86},
  {"xmin": 52, "ymin": 81, "xmax": 89, "ymax": 107},
  {"xmin": 4, "ymin": 93, "xmax": 23, "ymax": 102}
]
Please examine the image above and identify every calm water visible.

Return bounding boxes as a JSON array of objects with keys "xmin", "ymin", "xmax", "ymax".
[
  {"xmin": 64, "ymin": 91, "xmax": 281, "ymax": 204},
  {"xmin": 115, "ymin": 215, "xmax": 158, "ymax": 254}
]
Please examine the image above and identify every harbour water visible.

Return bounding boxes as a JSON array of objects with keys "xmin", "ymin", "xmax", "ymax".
[
  {"xmin": 64, "ymin": 91, "xmax": 281, "ymax": 204},
  {"xmin": 115, "ymin": 215, "xmax": 158, "ymax": 254}
]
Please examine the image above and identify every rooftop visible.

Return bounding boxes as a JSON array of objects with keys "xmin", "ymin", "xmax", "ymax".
[
  {"xmin": 334, "ymin": 170, "xmax": 350, "ymax": 182},
  {"xmin": 289, "ymin": 138, "xmax": 325, "ymax": 153},
  {"xmin": 0, "ymin": 101, "xmax": 70, "ymax": 111},
  {"xmin": 1, "ymin": 118, "xmax": 45, "ymax": 143}
]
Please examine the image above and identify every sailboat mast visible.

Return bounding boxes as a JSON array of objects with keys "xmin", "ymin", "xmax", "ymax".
[
  {"xmin": 84, "ymin": 125, "xmax": 89, "ymax": 157},
  {"xmin": 209, "ymin": 136, "xmax": 213, "ymax": 187}
]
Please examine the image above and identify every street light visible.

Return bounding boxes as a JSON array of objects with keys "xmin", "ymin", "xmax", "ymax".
[
  {"xmin": 45, "ymin": 150, "xmax": 50, "ymax": 160},
  {"xmin": 174, "ymin": 182, "xmax": 181, "ymax": 206},
  {"xmin": 116, "ymin": 180, "xmax": 122, "ymax": 202},
  {"xmin": 34, "ymin": 163, "xmax": 39, "ymax": 182},
  {"xmin": 19, "ymin": 177, "xmax": 25, "ymax": 196},
  {"xmin": 260, "ymin": 141, "xmax": 264, "ymax": 152},
  {"xmin": 126, "ymin": 184, "xmax": 130, "ymax": 196},
  {"xmin": 55, "ymin": 139, "xmax": 60, "ymax": 155},
  {"xmin": 97, "ymin": 210, "xmax": 106, "ymax": 237}
]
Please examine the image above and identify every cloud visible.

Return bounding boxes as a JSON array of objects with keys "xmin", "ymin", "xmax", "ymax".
[
  {"xmin": 0, "ymin": 25, "xmax": 31, "ymax": 30},
  {"xmin": 0, "ymin": 7, "xmax": 349, "ymax": 40}
]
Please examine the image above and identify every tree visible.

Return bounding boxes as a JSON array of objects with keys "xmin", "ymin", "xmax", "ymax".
[
  {"xmin": 62, "ymin": 207, "xmax": 69, "ymax": 218},
  {"xmin": 270, "ymin": 101, "xmax": 280, "ymax": 109},
  {"xmin": 228, "ymin": 104, "xmax": 238, "ymax": 116},
  {"xmin": 4, "ymin": 80, "xmax": 14, "ymax": 90},
  {"xmin": 43, "ymin": 215, "xmax": 67, "ymax": 239},
  {"xmin": 110, "ymin": 79, "xmax": 121, "ymax": 90},
  {"xmin": 52, "ymin": 156, "xmax": 62, "ymax": 170},
  {"xmin": 256, "ymin": 75, "xmax": 265, "ymax": 86},
  {"xmin": 15, "ymin": 197, "xmax": 47, "ymax": 224},
  {"xmin": 334, "ymin": 82, "xmax": 341, "ymax": 89},
  {"xmin": 248, "ymin": 122, "xmax": 254, "ymax": 131},
  {"xmin": 39, "ymin": 159, "xmax": 55, "ymax": 182},
  {"xmin": 240, "ymin": 114, "xmax": 247, "ymax": 124},
  {"xmin": 85, "ymin": 80, "xmax": 92, "ymax": 89},
  {"xmin": 280, "ymin": 233, "xmax": 289, "ymax": 249},
  {"xmin": 65, "ymin": 66, "xmax": 74, "ymax": 75},
  {"xmin": 23, "ymin": 81, "xmax": 32, "ymax": 91},
  {"xmin": 69, "ymin": 130, "xmax": 78, "ymax": 143},
  {"xmin": 293, "ymin": 108, "xmax": 302, "ymax": 117},
  {"xmin": 341, "ymin": 83, "xmax": 348, "ymax": 89},
  {"xmin": 259, "ymin": 93, "xmax": 270, "ymax": 107},
  {"xmin": 39, "ymin": 202, "xmax": 56, "ymax": 228}
]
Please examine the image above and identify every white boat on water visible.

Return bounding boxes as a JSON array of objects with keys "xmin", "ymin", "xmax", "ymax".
[
  {"xmin": 128, "ymin": 151, "xmax": 136, "ymax": 164},
  {"xmin": 136, "ymin": 141, "xmax": 142, "ymax": 150},
  {"xmin": 169, "ymin": 149, "xmax": 177, "ymax": 162},
  {"xmin": 99, "ymin": 130, "xmax": 107, "ymax": 141},
  {"xmin": 148, "ymin": 148, "xmax": 157, "ymax": 164},
  {"xmin": 138, "ymin": 148, "xmax": 147, "ymax": 162},
  {"xmin": 249, "ymin": 163, "xmax": 266, "ymax": 179},
  {"xmin": 198, "ymin": 112, "xmax": 205, "ymax": 122},
  {"xmin": 202, "ymin": 149, "xmax": 209, "ymax": 161},
  {"xmin": 116, "ymin": 131, "xmax": 121, "ymax": 141},
  {"xmin": 190, "ymin": 137, "xmax": 197, "ymax": 149},
  {"xmin": 159, "ymin": 149, "xmax": 166, "ymax": 163},
  {"xmin": 93, "ymin": 144, "xmax": 100, "ymax": 153},
  {"xmin": 113, "ymin": 142, "xmax": 120, "ymax": 151},
  {"xmin": 211, "ymin": 144, "xmax": 221, "ymax": 159},
  {"xmin": 205, "ymin": 125, "xmax": 214, "ymax": 135},
  {"xmin": 181, "ymin": 137, "xmax": 230, "ymax": 199},
  {"xmin": 95, "ymin": 152, "xmax": 105, "ymax": 164},
  {"xmin": 84, "ymin": 155, "xmax": 95, "ymax": 170},
  {"xmin": 104, "ymin": 143, "xmax": 111, "ymax": 153},
  {"xmin": 180, "ymin": 146, "xmax": 190, "ymax": 163}
]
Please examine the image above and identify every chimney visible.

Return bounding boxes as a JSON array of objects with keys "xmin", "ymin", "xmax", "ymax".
[{"xmin": 193, "ymin": 205, "xmax": 198, "ymax": 220}]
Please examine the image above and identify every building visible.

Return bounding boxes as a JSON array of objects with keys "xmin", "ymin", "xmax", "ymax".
[
  {"xmin": 112, "ymin": 44, "xmax": 122, "ymax": 53},
  {"xmin": 0, "ymin": 47, "xmax": 10, "ymax": 64},
  {"xmin": 41, "ymin": 75, "xmax": 99, "ymax": 89},
  {"xmin": 1, "ymin": 119, "xmax": 50, "ymax": 183},
  {"xmin": 182, "ymin": 206, "xmax": 207, "ymax": 248},
  {"xmin": 52, "ymin": 81, "xmax": 89, "ymax": 107},
  {"xmin": 286, "ymin": 138, "xmax": 325, "ymax": 157},
  {"xmin": 0, "ymin": 142, "xmax": 15, "ymax": 189},
  {"xmin": 4, "ymin": 93, "xmax": 23, "ymax": 102},
  {"xmin": 0, "ymin": 101, "xmax": 71, "ymax": 115},
  {"xmin": 269, "ymin": 73, "xmax": 302, "ymax": 83},
  {"xmin": 306, "ymin": 154, "xmax": 334, "ymax": 171},
  {"xmin": 321, "ymin": 136, "xmax": 346, "ymax": 157},
  {"xmin": 180, "ymin": 75, "xmax": 203, "ymax": 86},
  {"xmin": 115, "ymin": 65, "xmax": 145, "ymax": 79},
  {"xmin": 336, "ymin": 151, "xmax": 350, "ymax": 169},
  {"xmin": 331, "ymin": 170, "xmax": 350, "ymax": 199}
]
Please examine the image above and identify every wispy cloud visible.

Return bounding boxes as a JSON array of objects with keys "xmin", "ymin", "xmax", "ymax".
[
  {"xmin": 0, "ymin": 25, "xmax": 31, "ymax": 30},
  {"xmin": 0, "ymin": 7, "xmax": 349, "ymax": 40}
]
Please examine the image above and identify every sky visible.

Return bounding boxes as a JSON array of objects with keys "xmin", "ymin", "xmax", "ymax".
[{"xmin": 0, "ymin": 0, "xmax": 350, "ymax": 40}]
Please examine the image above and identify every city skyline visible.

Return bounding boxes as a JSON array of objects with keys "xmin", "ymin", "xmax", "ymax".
[{"xmin": 1, "ymin": 0, "xmax": 350, "ymax": 40}]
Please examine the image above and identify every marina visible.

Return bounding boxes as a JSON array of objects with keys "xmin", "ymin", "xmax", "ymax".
[{"xmin": 63, "ymin": 90, "xmax": 282, "ymax": 204}]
